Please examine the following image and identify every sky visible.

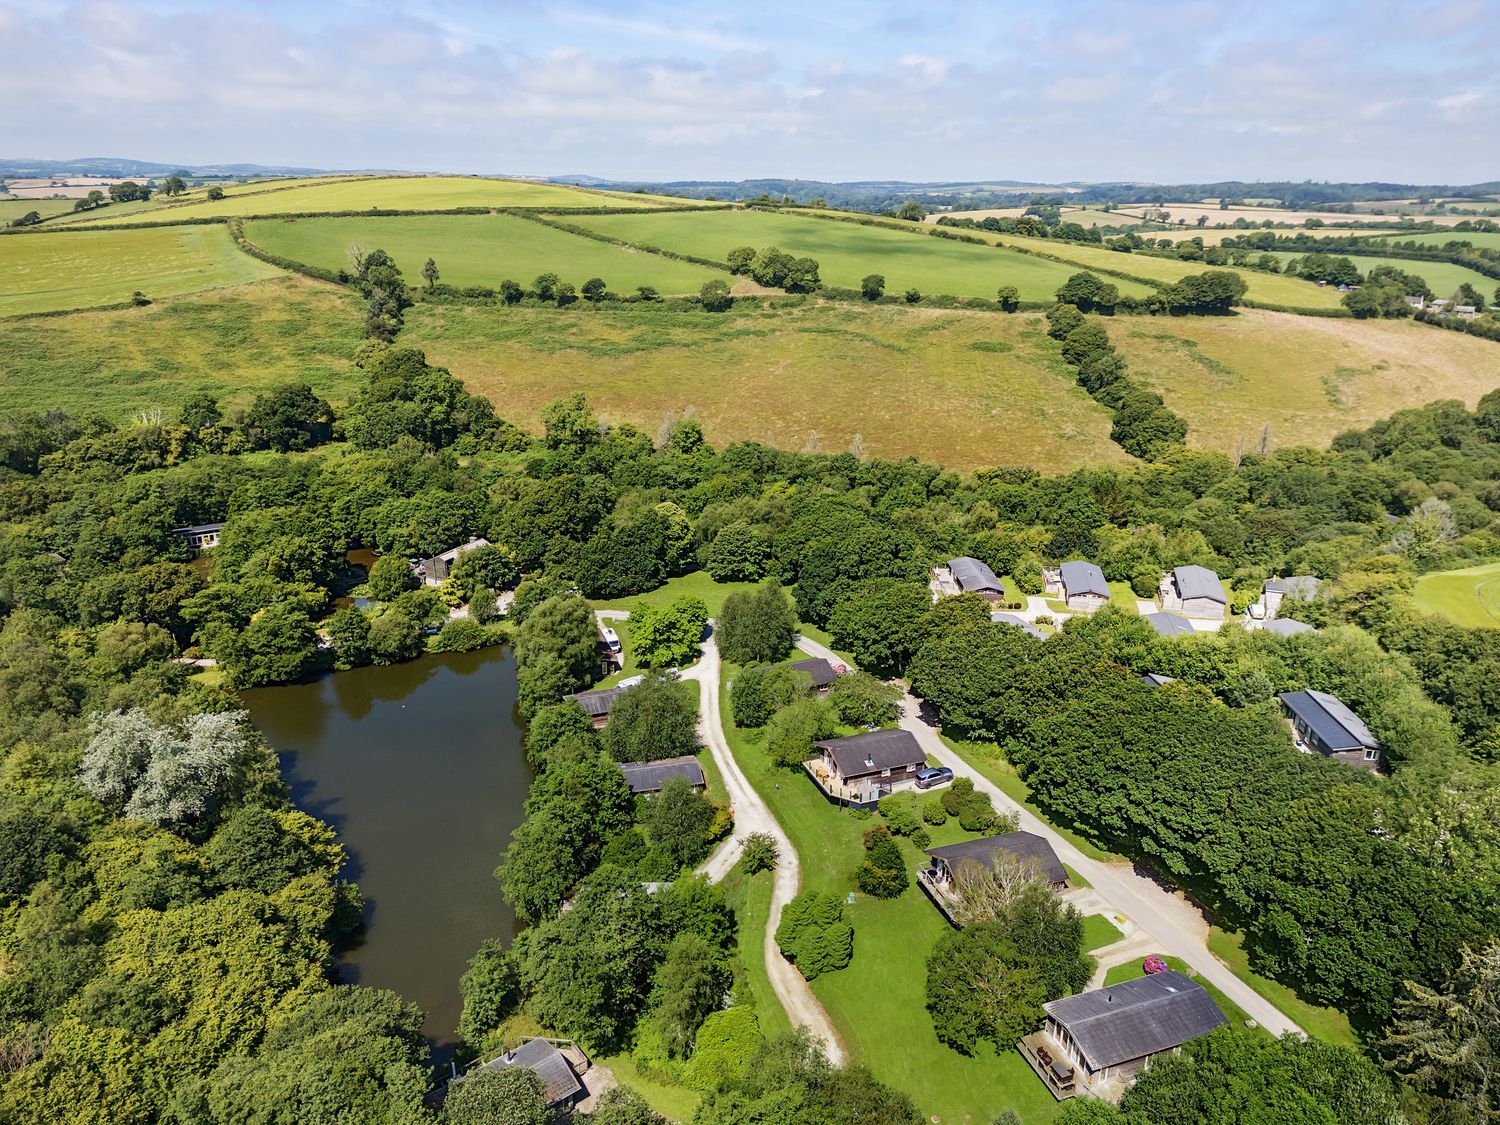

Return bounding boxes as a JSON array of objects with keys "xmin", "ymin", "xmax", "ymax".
[{"xmin": 2, "ymin": 0, "xmax": 1498, "ymax": 184}]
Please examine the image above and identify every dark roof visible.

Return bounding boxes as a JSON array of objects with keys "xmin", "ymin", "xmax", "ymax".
[
  {"xmin": 815, "ymin": 729, "xmax": 926, "ymax": 778},
  {"xmin": 1140, "ymin": 673, "xmax": 1176, "ymax": 688},
  {"xmin": 566, "ymin": 686, "xmax": 622, "ymax": 718},
  {"xmin": 1264, "ymin": 618, "xmax": 1316, "ymax": 637},
  {"xmin": 991, "ymin": 612, "xmax": 1045, "ymax": 640},
  {"xmin": 1044, "ymin": 971, "xmax": 1228, "ymax": 1070},
  {"xmin": 1144, "ymin": 612, "xmax": 1195, "ymax": 638},
  {"xmin": 493, "ymin": 1038, "xmax": 583, "ymax": 1106},
  {"xmin": 619, "ymin": 755, "xmax": 706, "ymax": 794},
  {"xmin": 1278, "ymin": 690, "xmax": 1379, "ymax": 753},
  {"xmin": 1060, "ymin": 560, "xmax": 1109, "ymax": 598},
  {"xmin": 172, "ymin": 522, "xmax": 224, "ymax": 535},
  {"xmin": 926, "ymin": 830, "xmax": 1067, "ymax": 885},
  {"xmin": 789, "ymin": 657, "xmax": 838, "ymax": 687},
  {"xmin": 948, "ymin": 556, "xmax": 1002, "ymax": 594},
  {"xmin": 1264, "ymin": 575, "xmax": 1320, "ymax": 599},
  {"xmin": 1173, "ymin": 565, "xmax": 1226, "ymax": 604}
]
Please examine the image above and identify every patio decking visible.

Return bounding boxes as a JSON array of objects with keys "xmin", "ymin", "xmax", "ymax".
[
  {"xmin": 1017, "ymin": 1031, "xmax": 1078, "ymax": 1100},
  {"xmin": 800, "ymin": 759, "xmax": 892, "ymax": 806},
  {"xmin": 917, "ymin": 866, "xmax": 963, "ymax": 925}
]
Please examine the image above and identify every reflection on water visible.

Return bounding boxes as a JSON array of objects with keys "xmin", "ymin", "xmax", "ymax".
[{"xmin": 241, "ymin": 647, "xmax": 530, "ymax": 1063}]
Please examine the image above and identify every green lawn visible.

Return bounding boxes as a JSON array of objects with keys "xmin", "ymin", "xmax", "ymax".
[
  {"xmin": 1206, "ymin": 928, "xmax": 1357, "ymax": 1046},
  {"xmin": 0, "ymin": 276, "xmax": 363, "ymax": 419},
  {"xmin": 245, "ymin": 214, "xmax": 722, "ymax": 295},
  {"xmin": 598, "ymin": 1053, "xmax": 702, "ymax": 1123},
  {"xmin": 591, "ymin": 572, "xmax": 764, "ymax": 619},
  {"xmin": 1266, "ymin": 251, "xmax": 1496, "ymax": 300},
  {"xmin": 1080, "ymin": 914, "xmax": 1122, "ymax": 953},
  {"xmin": 1101, "ymin": 955, "xmax": 1262, "ymax": 1035},
  {"xmin": 560, "ymin": 208, "xmax": 1155, "ymax": 303},
  {"xmin": 721, "ymin": 866, "xmax": 792, "ymax": 1040},
  {"xmin": 0, "ymin": 225, "xmax": 283, "ymax": 316},
  {"xmin": 1, "ymin": 198, "xmax": 80, "ymax": 223},
  {"xmin": 78, "ymin": 175, "xmax": 700, "ymax": 226},
  {"xmin": 1412, "ymin": 560, "xmax": 1500, "ymax": 627},
  {"xmin": 1108, "ymin": 581, "xmax": 1141, "ymax": 613},
  {"xmin": 718, "ymin": 668, "xmax": 1060, "ymax": 1124}
]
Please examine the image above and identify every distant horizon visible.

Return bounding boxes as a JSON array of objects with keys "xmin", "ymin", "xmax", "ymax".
[{"xmin": 2, "ymin": 0, "xmax": 1495, "ymax": 184}]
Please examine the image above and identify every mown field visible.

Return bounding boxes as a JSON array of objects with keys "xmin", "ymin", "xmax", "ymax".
[
  {"xmin": 0, "ymin": 276, "xmax": 364, "ymax": 417},
  {"xmin": 1413, "ymin": 561, "xmax": 1500, "ymax": 628},
  {"xmin": 1108, "ymin": 308, "xmax": 1500, "ymax": 454},
  {"xmin": 76, "ymin": 175, "xmax": 699, "ymax": 225},
  {"xmin": 401, "ymin": 300, "xmax": 1131, "ymax": 472},
  {"xmin": 245, "ymin": 214, "xmax": 723, "ymax": 295},
  {"xmin": 969, "ymin": 232, "xmax": 1345, "ymax": 309},
  {"xmin": 1355, "ymin": 229, "xmax": 1500, "ymax": 251},
  {"xmin": 559, "ymin": 209, "xmax": 1155, "ymax": 303},
  {"xmin": 0, "ymin": 226, "xmax": 282, "ymax": 316},
  {"xmin": 1, "ymin": 198, "xmax": 79, "ymax": 223},
  {"xmin": 1265, "ymin": 251, "xmax": 1497, "ymax": 298}
]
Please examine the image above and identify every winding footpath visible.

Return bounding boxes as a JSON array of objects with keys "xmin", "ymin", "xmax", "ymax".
[{"xmin": 794, "ymin": 635, "xmax": 1303, "ymax": 1039}]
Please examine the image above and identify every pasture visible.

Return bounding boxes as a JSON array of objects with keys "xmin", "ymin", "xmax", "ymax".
[
  {"xmin": 1413, "ymin": 562, "xmax": 1500, "ymax": 628},
  {"xmin": 1, "ymin": 198, "xmax": 78, "ymax": 223},
  {"xmin": 560, "ymin": 208, "xmax": 1155, "ymax": 302},
  {"xmin": 1113, "ymin": 203, "xmax": 1478, "ymax": 228},
  {"xmin": 401, "ymin": 300, "xmax": 1130, "ymax": 472},
  {"xmin": 244, "ymin": 213, "xmax": 722, "ymax": 295},
  {"xmin": 1107, "ymin": 308, "xmax": 1500, "ymax": 455},
  {"xmin": 78, "ymin": 175, "xmax": 700, "ymax": 225},
  {"xmin": 0, "ymin": 226, "xmax": 282, "ymax": 317},
  {"xmin": 0, "ymin": 276, "xmax": 364, "ymax": 419},
  {"xmin": 974, "ymin": 232, "xmax": 1345, "ymax": 309},
  {"xmin": 1266, "ymin": 251, "xmax": 1497, "ymax": 298},
  {"xmin": 1355, "ymin": 229, "xmax": 1500, "ymax": 252}
]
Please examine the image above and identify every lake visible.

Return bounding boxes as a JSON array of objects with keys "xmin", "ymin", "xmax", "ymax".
[{"xmin": 241, "ymin": 647, "xmax": 530, "ymax": 1062}]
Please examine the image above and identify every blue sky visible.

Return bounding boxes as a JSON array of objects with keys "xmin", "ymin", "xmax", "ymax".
[{"xmin": 2, "ymin": 0, "xmax": 1497, "ymax": 183}]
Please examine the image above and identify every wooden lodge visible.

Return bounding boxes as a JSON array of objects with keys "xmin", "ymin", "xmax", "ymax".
[
  {"xmin": 804, "ymin": 729, "xmax": 927, "ymax": 806},
  {"xmin": 919, "ymin": 831, "xmax": 1069, "ymax": 923}
]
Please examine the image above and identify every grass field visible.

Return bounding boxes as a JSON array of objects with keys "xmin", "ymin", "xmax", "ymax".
[
  {"xmin": 78, "ymin": 175, "xmax": 699, "ymax": 225},
  {"xmin": 0, "ymin": 276, "xmax": 363, "ymax": 418},
  {"xmin": 1113, "ymin": 203, "xmax": 1476, "ymax": 227},
  {"xmin": 719, "ymin": 669, "xmax": 1061, "ymax": 1124},
  {"xmin": 972, "ymin": 233, "xmax": 1344, "ymax": 309},
  {"xmin": 401, "ymin": 300, "xmax": 1130, "ymax": 472},
  {"xmin": 590, "ymin": 572, "xmax": 762, "ymax": 618},
  {"xmin": 1205, "ymin": 928, "xmax": 1356, "ymax": 1046},
  {"xmin": 1, "ymin": 198, "xmax": 79, "ymax": 223},
  {"xmin": 0, "ymin": 225, "xmax": 283, "ymax": 316},
  {"xmin": 560, "ymin": 209, "xmax": 1156, "ymax": 303},
  {"xmin": 246, "ymin": 214, "xmax": 722, "ymax": 295},
  {"xmin": 1107, "ymin": 308, "xmax": 1500, "ymax": 455},
  {"xmin": 1266, "ymin": 251, "xmax": 1497, "ymax": 298},
  {"xmin": 1356, "ymin": 229, "xmax": 1500, "ymax": 251},
  {"xmin": 1413, "ymin": 561, "xmax": 1500, "ymax": 627}
]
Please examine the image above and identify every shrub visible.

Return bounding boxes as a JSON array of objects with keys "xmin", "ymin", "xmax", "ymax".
[
  {"xmin": 904, "ymin": 288, "xmax": 921, "ymax": 303},
  {"xmin": 941, "ymin": 777, "xmax": 975, "ymax": 815},
  {"xmin": 681, "ymin": 1006, "xmax": 761, "ymax": 1092},
  {"xmin": 774, "ymin": 890, "xmax": 853, "ymax": 979},
  {"xmin": 855, "ymin": 834, "xmax": 909, "ymax": 899},
  {"xmin": 879, "ymin": 795, "xmax": 920, "ymax": 836},
  {"xmin": 742, "ymin": 832, "xmax": 779, "ymax": 874},
  {"xmin": 911, "ymin": 827, "xmax": 932, "ymax": 850},
  {"xmin": 958, "ymin": 792, "xmax": 1001, "ymax": 833},
  {"xmin": 429, "ymin": 617, "xmax": 500, "ymax": 653},
  {"xmin": 923, "ymin": 799, "xmax": 949, "ymax": 826},
  {"xmin": 730, "ymin": 663, "xmax": 809, "ymax": 728},
  {"xmin": 699, "ymin": 279, "xmax": 733, "ymax": 312}
]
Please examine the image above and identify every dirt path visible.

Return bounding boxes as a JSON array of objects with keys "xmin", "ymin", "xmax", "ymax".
[
  {"xmin": 682, "ymin": 631, "xmax": 845, "ymax": 1064},
  {"xmin": 794, "ymin": 635, "xmax": 1302, "ymax": 1038}
]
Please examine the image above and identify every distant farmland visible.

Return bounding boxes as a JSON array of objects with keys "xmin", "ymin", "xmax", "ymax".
[
  {"xmin": 0, "ymin": 226, "xmax": 282, "ymax": 316},
  {"xmin": 1413, "ymin": 562, "xmax": 1500, "ymax": 628},
  {"xmin": 1265, "ymin": 251, "xmax": 1497, "ymax": 298},
  {"xmin": 245, "ymin": 214, "xmax": 723, "ymax": 295},
  {"xmin": 75, "ymin": 175, "xmax": 705, "ymax": 225},
  {"xmin": 559, "ymin": 209, "xmax": 1155, "ymax": 302},
  {"xmin": 1355, "ymin": 229, "xmax": 1500, "ymax": 251}
]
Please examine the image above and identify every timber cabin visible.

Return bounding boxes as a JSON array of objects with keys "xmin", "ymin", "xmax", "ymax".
[
  {"xmin": 920, "ymin": 831, "xmax": 1069, "ymax": 923},
  {"xmin": 1158, "ymin": 565, "xmax": 1227, "ymax": 620},
  {"xmin": 1046, "ymin": 560, "xmax": 1110, "ymax": 612},
  {"xmin": 805, "ymin": 729, "xmax": 927, "ymax": 806},
  {"xmin": 172, "ymin": 522, "xmax": 224, "ymax": 549},
  {"xmin": 1278, "ymin": 689, "xmax": 1381, "ymax": 769},
  {"xmin": 619, "ymin": 755, "xmax": 706, "ymax": 795},
  {"xmin": 788, "ymin": 656, "xmax": 839, "ymax": 693}
]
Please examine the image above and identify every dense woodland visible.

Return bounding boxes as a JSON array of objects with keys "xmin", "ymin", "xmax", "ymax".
[{"xmin": 1, "ymin": 255, "xmax": 1499, "ymax": 1121}]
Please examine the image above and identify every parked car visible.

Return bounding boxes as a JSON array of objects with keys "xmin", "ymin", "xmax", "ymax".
[{"xmin": 915, "ymin": 766, "xmax": 954, "ymax": 790}]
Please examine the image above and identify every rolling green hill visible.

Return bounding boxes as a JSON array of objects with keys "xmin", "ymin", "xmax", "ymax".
[{"xmin": 1267, "ymin": 251, "xmax": 1496, "ymax": 298}]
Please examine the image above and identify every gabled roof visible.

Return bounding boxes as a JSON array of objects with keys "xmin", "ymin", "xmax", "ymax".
[
  {"xmin": 1264, "ymin": 575, "xmax": 1320, "ymax": 599},
  {"xmin": 789, "ymin": 657, "xmax": 838, "ymax": 687},
  {"xmin": 1144, "ymin": 612, "xmax": 1195, "ymax": 638},
  {"xmin": 991, "ymin": 612, "xmax": 1045, "ymax": 640},
  {"xmin": 1264, "ymin": 618, "xmax": 1316, "ymax": 637},
  {"xmin": 566, "ymin": 685, "xmax": 623, "ymax": 718},
  {"xmin": 619, "ymin": 755, "xmax": 706, "ymax": 794},
  {"xmin": 491, "ymin": 1038, "xmax": 583, "ymax": 1107},
  {"xmin": 815, "ymin": 729, "xmax": 926, "ymax": 778},
  {"xmin": 926, "ymin": 830, "xmax": 1067, "ymax": 886},
  {"xmin": 1278, "ymin": 690, "xmax": 1379, "ymax": 753},
  {"xmin": 433, "ymin": 536, "xmax": 490, "ymax": 564},
  {"xmin": 1172, "ymin": 565, "xmax": 1226, "ymax": 604},
  {"xmin": 948, "ymin": 556, "xmax": 1002, "ymax": 594},
  {"xmin": 173, "ymin": 522, "xmax": 225, "ymax": 535},
  {"xmin": 1044, "ymin": 970, "xmax": 1227, "ymax": 1070},
  {"xmin": 1140, "ymin": 672, "xmax": 1176, "ymax": 688},
  {"xmin": 1059, "ymin": 560, "xmax": 1109, "ymax": 598}
]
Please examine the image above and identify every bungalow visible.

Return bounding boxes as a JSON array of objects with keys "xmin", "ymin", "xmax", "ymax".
[
  {"xmin": 564, "ymin": 675, "xmax": 642, "ymax": 729},
  {"xmin": 1256, "ymin": 575, "xmax": 1321, "ymax": 620},
  {"xmin": 415, "ymin": 536, "xmax": 490, "ymax": 586},
  {"xmin": 920, "ymin": 831, "xmax": 1068, "ymax": 923},
  {"xmin": 1018, "ymin": 971, "xmax": 1227, "ymax": 1100},
  {"xmin": 1158, "ymin": 565, "xmax": 1227, "ymax": 620},
  {"xmin": 805, "ymin": 729, "xmax": 927, "ymax": 806},
  {"xmin": 619, "ymin": 755, "xmax": 706, "ymax": 795},
  {"xmin": 1143, "ymin": 611, "xmax": 1196, "ymax": 638},
  {"xmin": 172, "ymin": 522, "xmax": 224, "ymax": 549},
  {"xmin": 946, "ymin": 556, "xmax": 1005, "ymax": 599},
  {"xmin": 1278, "ymin": 689, "xmax": 1381, "ymax": 769},
  {"xmin": 991, "ymin": 612, "xmax": 1046, "ymax": 640},
  {"xmin": 457, "ymin": 1038, "xmax": 587, "ymax": 1115},
  {"xmin": 1454, "ymin": 305, "xmax": 1478, "ymax": 320},
  {"xmin": 1053, "ymin": 560, "xmax": 1110, "ymax": 612},
  {"xmin": 789, "ymin": 656, "xmax": 839, "ymax": 693}
]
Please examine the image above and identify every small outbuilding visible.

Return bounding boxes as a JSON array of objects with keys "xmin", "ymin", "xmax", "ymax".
[
  {"xmin": 1139, "ymin": 672, "xmax": 1176, "ymax": 688},
  {"xmin": 619, "ymin": 755, "xmax": 706, "ymax": 795},
  {"xmin": 566, "ymin": 685, "xmax": 625, "ymax": 728},
  {"xmin": 789, "ymin": 657, "xmax": 839, "ymax": 692},
  {"xmin": 1278, "ymin": 689, "xmax": 1381, "ymax": 769},
  {"xmin": 1258, "ymin": 575, "xmax": 1320, "ymax": 619},
  {"xmin": 1262, "ymin": 618, "xmax": 1316, "ymax": 637},
  {"xmin": 806, "ymin": 729, "xmax": 927, "ymax": 806}
]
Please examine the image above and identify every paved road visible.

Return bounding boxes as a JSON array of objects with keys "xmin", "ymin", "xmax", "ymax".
[
  {"xmin": 682, "ymin": 632, "xmax": 846, "ymax": 1064},
  {"xmin": 794, "ymin": 635, "xmax": 1303, "ymax": 1038}
]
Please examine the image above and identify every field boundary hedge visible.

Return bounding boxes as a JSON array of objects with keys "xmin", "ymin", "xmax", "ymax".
[
  {"xmin": 228, "ymin": 218, "xmax": 344, "ymax": 283},
  {"xmin": 515, "ymin": 212, "xmax": 735, "ymax": 273}
]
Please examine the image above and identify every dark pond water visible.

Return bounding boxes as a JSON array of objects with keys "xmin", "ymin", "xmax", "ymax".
[{"xmin": 241, "ymin": 647, "xmax": 530, "ymax": 1063}]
